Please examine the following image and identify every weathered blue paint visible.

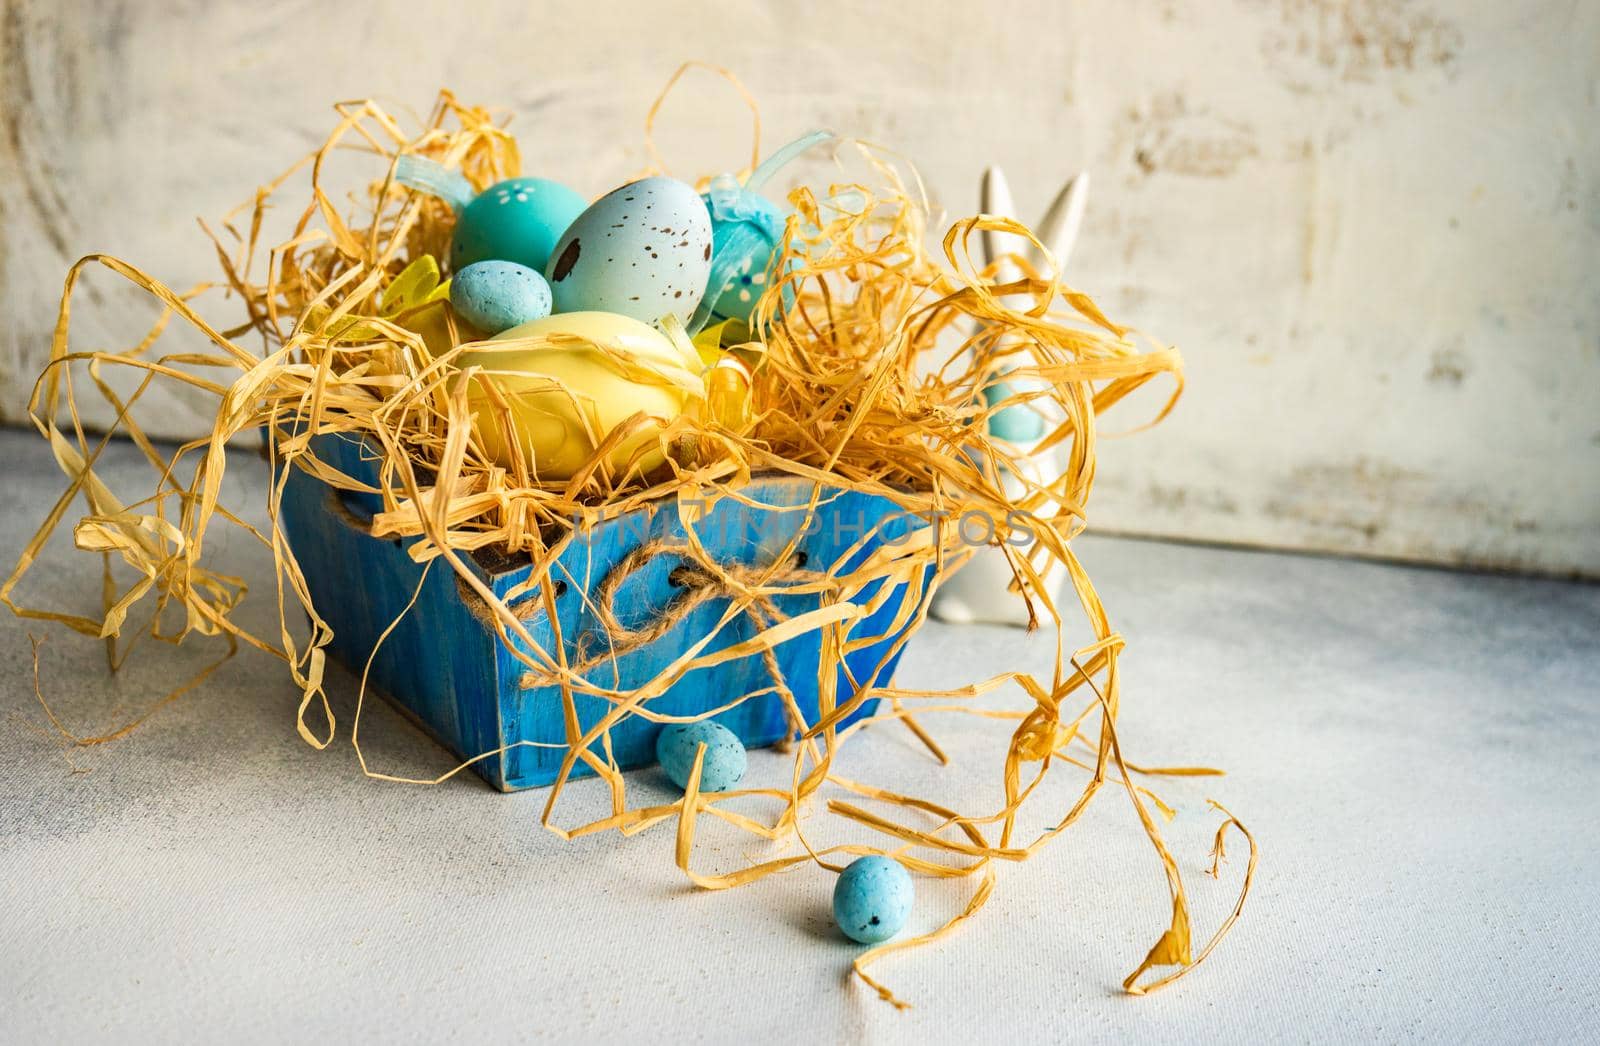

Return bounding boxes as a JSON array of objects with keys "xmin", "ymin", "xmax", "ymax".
[{"xmin": 274, "ymin": 432, "xmax": 931, "ymax": 791}]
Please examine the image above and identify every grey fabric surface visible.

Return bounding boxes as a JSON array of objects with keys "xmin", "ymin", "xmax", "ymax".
[{"xmin": 1, "ymin": 430, "xmax": 1596, "ymax": 1043}]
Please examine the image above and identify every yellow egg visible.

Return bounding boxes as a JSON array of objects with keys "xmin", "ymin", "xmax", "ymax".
[
  {"xmin": 704, "ymin": 355, "xmax": 753, "ymax": 432},
  {"xmin": 457, "ymin": 312, "xmax": 704, "ymax": 482}
]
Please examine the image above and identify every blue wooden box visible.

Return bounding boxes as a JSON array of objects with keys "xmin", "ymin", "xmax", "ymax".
[{"xmin": 274, "ymin": 433, "xmax": 930, "ymax": 791}]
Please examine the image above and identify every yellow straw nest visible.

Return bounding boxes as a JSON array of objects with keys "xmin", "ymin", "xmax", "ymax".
[{"xmin": 4, "ymin": 68, "xmax": 1255, "ymax": 1006}]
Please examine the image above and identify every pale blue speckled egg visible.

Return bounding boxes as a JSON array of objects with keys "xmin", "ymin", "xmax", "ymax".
[
  {"xmin": 449, "ymin": 261, "xmax": 552, "ymax": 334},
  {"xmin": 655, "ymin": 720, "xmax": 746, "ymax": 792},
  {"xmin": 832, "ymin": 856, "xmax": 914, "ymax": 944},
  {"xmin": 545, "ymin": 177, "xmax": 712, "ymax": 327}
]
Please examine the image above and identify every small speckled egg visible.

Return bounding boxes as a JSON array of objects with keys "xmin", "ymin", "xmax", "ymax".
[
  {"xmin": 655, "ymin": 720, "xmax": 747, "ymax": 792},
  {"xmin": 982, "ymin": 379, "xmax": 1047, "ymax": 442},
  {"xmin": 451, "ymin": 177, "xmax": 588, "ymax": 274},
  {"xmin": 545, "ymin": 177, "xmax": 712, "ymax": 327},
  {"xmin": 832, "ymin": 856, "xmax": 915, "ymax": 945},
  {"xmin": 702, "ymin": 180, "xmax": 787, "ymax": 324},
  {"xmin": 449, "ymin": 261, "xmax": 552, "ymax": 334}
]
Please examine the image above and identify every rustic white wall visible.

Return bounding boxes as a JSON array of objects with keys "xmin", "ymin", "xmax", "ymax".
[{"xmin": 1, "ymin": 0, "xmax": 1595, "ymax": 575}]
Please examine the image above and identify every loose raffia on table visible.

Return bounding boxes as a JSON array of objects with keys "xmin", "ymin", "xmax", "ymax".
[{"xmin": 2, "ymin": 63, "xmax": 1254, "ymax": 1008}]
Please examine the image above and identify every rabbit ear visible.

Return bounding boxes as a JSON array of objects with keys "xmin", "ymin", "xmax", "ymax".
[
  {"xmin": 981, "ymin": 164, "xmax": 1017, "ymax": 220},
  {"xmin": 980, "ymin": 165, "xmax": 1029, "ymax": 280},
  {"xmin": 1027, "ymin": 170, "xmax": 1090, "ymax": 273}
]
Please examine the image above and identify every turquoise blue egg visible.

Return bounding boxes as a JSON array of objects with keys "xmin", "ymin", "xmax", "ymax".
[
  {"xmin": 983, "ymin": 380, "xmax": 1047, "ymax": 442},
  {"xmin": 702, "ymin": 189, "xmax": 786, "ymax": 324},
  {"xmin": 449, "ymin": 261, "xmax": 552, "ymax": 334},
  {"xmin": 832, "ymin": 856, "xmax": 915, "ymax": 944},
  {"xmin": 451, "ymin": 177, "xmax": 588, "ymax": 274},
  {"xmin": 655, "ymin": 720, "xmax": 747, "ymax": 792},
  {"xmin": 545, "ymin": 177, "xmax": 712, "ymax": 327}
]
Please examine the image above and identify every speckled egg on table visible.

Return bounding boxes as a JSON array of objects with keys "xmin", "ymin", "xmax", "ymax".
[
  {"xmin": 655, "ymin": 720, "xmax": 747, "ymax": 792},
  {"xmin": 545, "ymin": 177, "xmax": 712, "ymax": 327},
  {"xmin": 832, "ymin": 855, "xmax": 915, "ymax": 944},
  {"xmin": 451, "ymin": 177, "xmax": 588, "ymax": 274},
  {"xmin": 449, "ymin": 260, "xmax": 552, "ymax": 335}
]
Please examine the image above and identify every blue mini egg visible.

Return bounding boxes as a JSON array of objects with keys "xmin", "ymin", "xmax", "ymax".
[
  {"xmin": 655, "ymin": 720, "xmax": 746, "ymax": 792},
  {"xmin": 832, "ymin": 856, "xmax": 915, "ymax": 944},
  {"xmin": 450, "ymin": 261, "xmax": 552, "ymax": 334},
  {"xmin": 982, "ymin": 379, "xmax": 1047, "ymax": 442},
  {"xmin": 451, "ymin": 177, "xmax": 588, "ymax": 274},
  {"xmin": 545, "ymin": 177, "xmax": 712, "ymax": 327},
  {"xmin": 702, "ymin": 178, "xmax": 787, "ymax": 324}
]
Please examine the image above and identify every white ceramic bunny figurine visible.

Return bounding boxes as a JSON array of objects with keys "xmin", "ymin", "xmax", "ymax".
[{"xmin": 929, "ymin": 165, "xmax": 1089, "ymax": 627}]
